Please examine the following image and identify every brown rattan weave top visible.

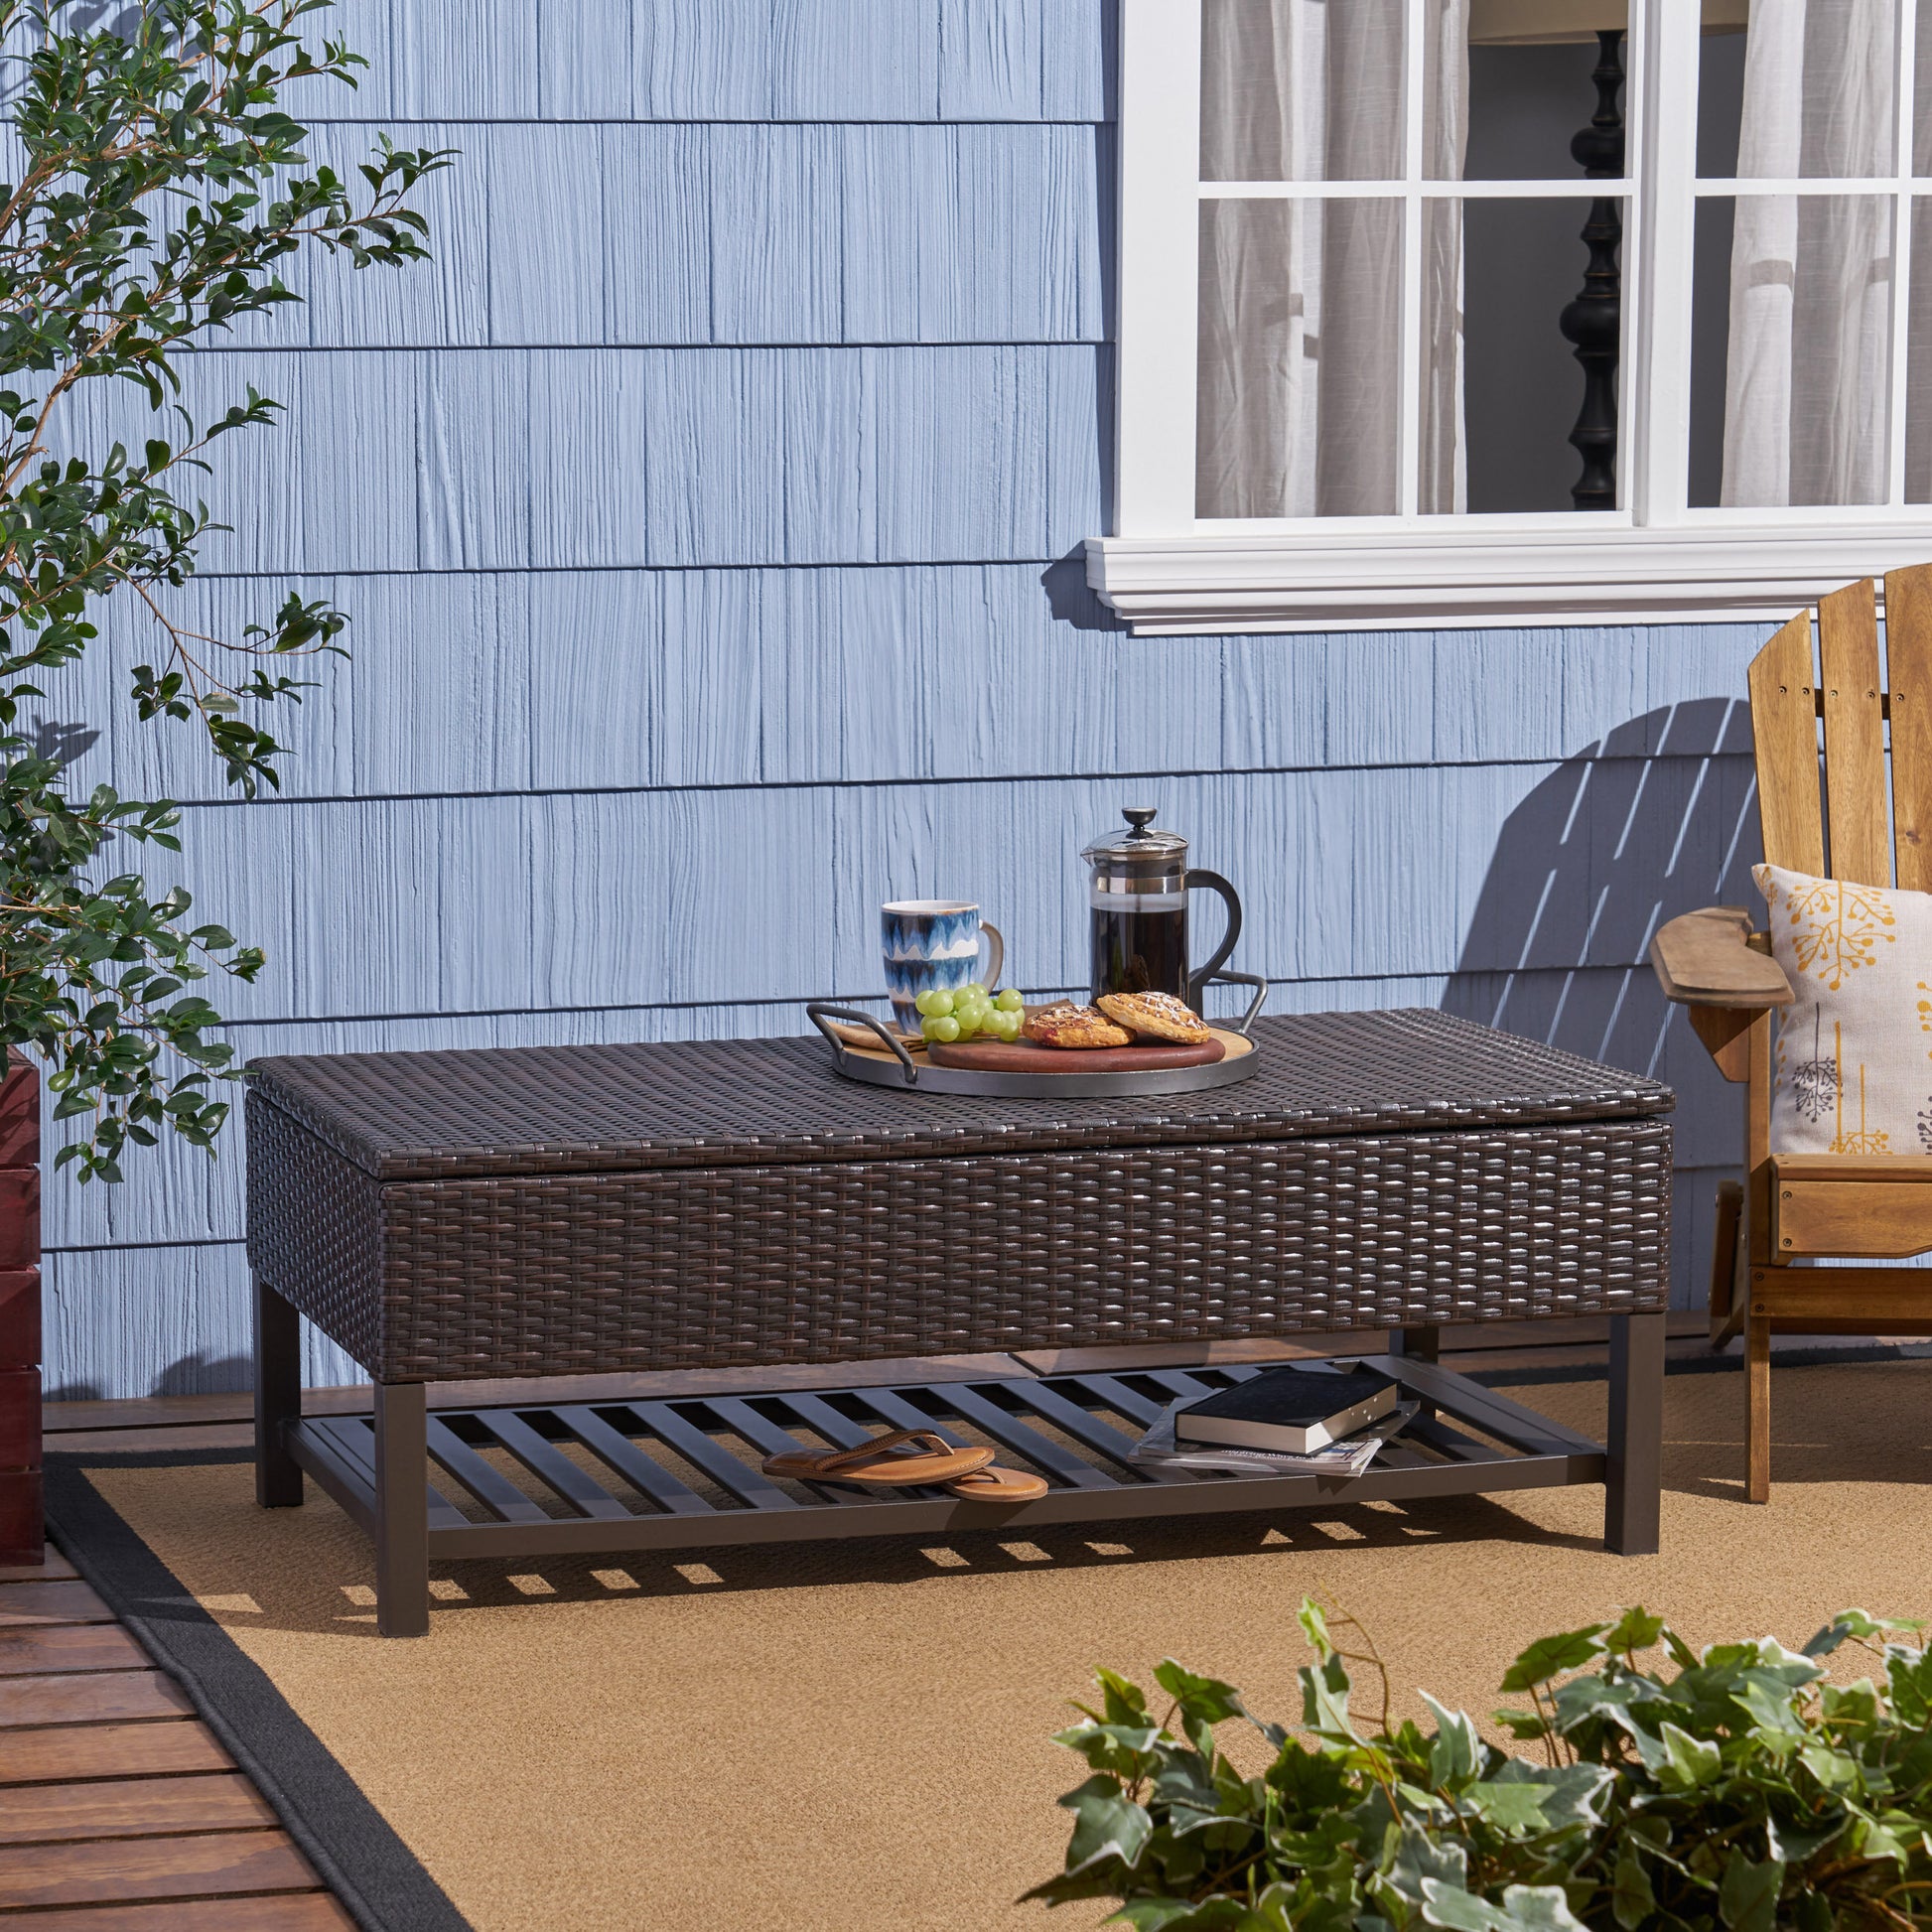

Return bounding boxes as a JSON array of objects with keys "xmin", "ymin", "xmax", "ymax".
[{"xmin": 245, "ymin": 1008, "xmax": 1672, "ymax": 1183}]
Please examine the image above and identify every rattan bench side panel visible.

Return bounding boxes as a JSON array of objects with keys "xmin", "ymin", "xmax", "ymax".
[
  {"xmin": 245, "ymin": 1091, "xmax": 385, "ymax": 1373},
  {"xmin": 253, "ymin": 1117, "xmax": 1672, "ymax": 1382}
]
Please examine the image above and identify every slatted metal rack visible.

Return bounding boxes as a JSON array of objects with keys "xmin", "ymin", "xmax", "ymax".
[{"xmin": 282, "ymin": 1354, "xmax": 1621, "ymax": 1563}]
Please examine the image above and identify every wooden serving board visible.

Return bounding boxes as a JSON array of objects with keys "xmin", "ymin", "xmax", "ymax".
[{"xmin": 925, "ymin": 1036, "xmax": 1227, "ymax": 1073}]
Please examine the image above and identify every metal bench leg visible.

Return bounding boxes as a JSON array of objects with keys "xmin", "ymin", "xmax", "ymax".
[
  {"xmin": 1604, "ymin": 1311, "xmax": 1664, "ymax": 1554},
  {"xmin": 1389, "ymin": 1324, "xmax": 1441, "ymax": 1364},
  {"xmin": 374, "ymin": 1381, "xmax": 430, "ymax": 1638},
  {"xmin": 1390, "ymin": 1326, "xmax": 1441, "ymax": 1417},
  {"xmin": 253, "ymin": 1276, "xmax": 303, "ymax": 1509}
]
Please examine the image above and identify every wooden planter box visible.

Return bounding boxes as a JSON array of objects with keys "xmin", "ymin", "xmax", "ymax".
[{"xmin": 0, "ymin": 1056, "xmax": 41, "ymax": 1567}]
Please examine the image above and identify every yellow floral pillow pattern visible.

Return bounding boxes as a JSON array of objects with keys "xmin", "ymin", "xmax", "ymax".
[{"xmin": 1754, "ymin": 861, "xmax": 1932, "ymax": 1156}]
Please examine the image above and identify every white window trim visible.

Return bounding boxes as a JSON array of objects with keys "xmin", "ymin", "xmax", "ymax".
[{"xmin": 1087, "ymin": 0, "xmax": 1932, "ymax": 634}]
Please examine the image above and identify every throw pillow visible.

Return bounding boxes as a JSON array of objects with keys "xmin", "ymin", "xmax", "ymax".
[{"xmin": 1753, "ymin": 861, "xmax": 1932, "ymax": 1156}]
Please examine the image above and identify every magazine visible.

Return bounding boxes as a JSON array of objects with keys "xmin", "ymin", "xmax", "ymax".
[{"xmin": 1130, "ymin": 1397, "xmax": 1420, "ymax": 1478}]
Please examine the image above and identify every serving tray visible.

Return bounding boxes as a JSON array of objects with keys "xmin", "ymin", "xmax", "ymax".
[{"xmin": 805, "ymin": 972, "xmax": 1266, "ymax": 1097}]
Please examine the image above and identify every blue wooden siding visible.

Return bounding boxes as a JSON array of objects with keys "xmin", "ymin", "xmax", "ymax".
[{"xmin": 39, "ymin": 1, "xmax": 1757, "ymax": 1397}]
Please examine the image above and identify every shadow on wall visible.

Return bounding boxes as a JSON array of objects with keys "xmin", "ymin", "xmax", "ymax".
[
  {"xmin": 1443, "ymin": 697, "xmax": 1760, "ymax": 1302},
  {"xmin": 46, "ymin": 1349, "xmax": 252, "ymax": 1405}
]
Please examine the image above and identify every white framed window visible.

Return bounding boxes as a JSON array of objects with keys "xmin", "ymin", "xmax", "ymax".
[{"xmin": 1089, "ymin": 0, "xmax": 1932, "ymax": 633}]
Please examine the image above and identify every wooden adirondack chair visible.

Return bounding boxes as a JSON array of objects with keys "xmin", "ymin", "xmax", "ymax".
[{"xmin": 1650, "ymin": 566, "xmax": 1932, "ymax": 1503}]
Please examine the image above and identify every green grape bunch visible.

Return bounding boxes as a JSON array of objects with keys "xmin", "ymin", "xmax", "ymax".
[{"xmin": 915, "ymin": 984, "xmax": 1025, "ymax": 1044}]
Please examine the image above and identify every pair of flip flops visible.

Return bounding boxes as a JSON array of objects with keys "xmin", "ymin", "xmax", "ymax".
[{"xmin": 760, "ymin": 1428, "xmax": 1047, "ymax": 1502}]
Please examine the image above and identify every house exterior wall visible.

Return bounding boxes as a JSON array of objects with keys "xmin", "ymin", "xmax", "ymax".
[{"xmin": 38, "ymin": 0, "xmax": 1757, "ymax": 1398}]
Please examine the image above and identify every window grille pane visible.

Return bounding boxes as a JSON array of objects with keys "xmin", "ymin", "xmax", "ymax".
[
  {"xmin": 1689, "ymin": 199, "xmax": 1739, "ymax": 506},
  {"xmin": 1199, "ymin": 0, "xmax": 1407, "ymax": 182},
  {"xmin": 1916, "ymin": 0, "xmax": 1932, "ymax": 174},
  {"xmin": 1427, "ymin": 197, "xmax": 1619, "ymax": 513},
  {"xmin": 1906, "ymin": 199, "xmax": 1932, "ymax": 501},
  {"xmin": 1420, "ymin": 199, "xmax": 1465, "ymax": 513},
  {"xmin": 1697, "ymin": 23, "xmax": 1748, "ymax": 176},
  {"xmin": 1711, "ymin": 0, "xmax": 1894, "ymax": 179},
  {"xmin": 1459, "ymin": 37, "xmax": 1612, "ymax": 182},
  {"xmin": 1196, "ymin": 199, "xmax": 1403, "ymax": 516},
  {"xmin": 1704, "ymin": 195, "xmax": 1892, "ymax": 505}
]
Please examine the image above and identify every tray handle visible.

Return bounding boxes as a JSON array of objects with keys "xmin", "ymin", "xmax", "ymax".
[
  {"xmin": 1197, "ymin": 969, "xmax": 1267, "ymax": 1038},
  {"xmin": 805, "ymin": 1003, "xmax": 920, "ymax": 1086}
]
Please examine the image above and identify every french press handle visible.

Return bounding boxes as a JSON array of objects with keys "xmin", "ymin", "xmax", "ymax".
[{"xmin": 1184, "ymin": 869, "xmax": 1242, "ymax": 1009}]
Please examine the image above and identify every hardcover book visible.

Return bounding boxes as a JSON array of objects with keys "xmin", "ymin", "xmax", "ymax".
[{"xmin": 1173, "ymin": 1366, "xmax": 1400, "ymax": 1454}]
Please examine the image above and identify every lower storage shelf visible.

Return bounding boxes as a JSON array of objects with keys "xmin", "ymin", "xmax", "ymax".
[{"xmin": 285, "ymin": 1354, "xmax": 1608, "ymax": 1563}]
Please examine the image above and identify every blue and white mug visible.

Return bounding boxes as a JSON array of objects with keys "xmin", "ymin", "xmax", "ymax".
[{"xmin": 882, "ymin": 901, "xmax": 1005, "ymax": 1032}]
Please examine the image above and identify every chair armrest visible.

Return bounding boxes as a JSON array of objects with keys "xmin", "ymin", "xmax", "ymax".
[{"xmin": 1648, "ymin": 906, "xmax": 1793, "ymax": 1008}]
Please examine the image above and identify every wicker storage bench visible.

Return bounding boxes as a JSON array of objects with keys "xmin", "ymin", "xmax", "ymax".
[{"xmin": 246, "ymin": 1008, "xmax": 1673, "ymax": 1635}]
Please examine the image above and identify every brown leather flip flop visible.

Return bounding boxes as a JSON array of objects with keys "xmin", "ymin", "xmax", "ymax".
[
  {"xmin": 759, "ymin": 1428, "xmax": 995, "ymax": 1487},
  {"xmin": 947, "ymin": 1463, "xmax": 1048, "ymax": 1502}
]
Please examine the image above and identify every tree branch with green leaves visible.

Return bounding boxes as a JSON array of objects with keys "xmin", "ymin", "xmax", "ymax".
[{"xmin": 0, "ymin": 0, "xmax": 451, "ymax": 1179}]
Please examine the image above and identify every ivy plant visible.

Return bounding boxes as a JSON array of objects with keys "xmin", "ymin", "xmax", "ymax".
[
  {"xmin": 0, "ymin": 0, "xmax": 449, "ymax": 1178},
  {"xmin": 1031, "ymin": 1599, "xmax": 1932, "ymax": 1930}
]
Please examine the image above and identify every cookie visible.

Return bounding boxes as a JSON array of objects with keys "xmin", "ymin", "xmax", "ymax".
[
  {"xmin": 1095, "ymin": 990, "xmax": 1212, "ymax": 1044},
  {"xmin": 1022, "ymin": 1003, "xmax": 1133, "ymax": 1049}
]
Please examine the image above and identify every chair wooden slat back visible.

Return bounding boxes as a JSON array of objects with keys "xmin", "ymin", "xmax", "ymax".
[
  {"xmin": 1817, "ymin": 579, "xmax": 1889, "ymax": 887},
  {"xmin": 1748, "ymin": 610, "xmax": 1826, "ymax": 876},
  {"xmin": 1885, "ymin": 564, "xmax": 1932, "ymax": 891},
  {"xmin": 1748, "ymin": 569, "xmax": 1932, "ymax": 889}
]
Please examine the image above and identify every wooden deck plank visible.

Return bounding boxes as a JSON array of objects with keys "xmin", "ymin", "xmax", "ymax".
[
  {"xmin": 0, "ymin": 1671, "xmax": 194, "ymax": 1728},
  {"xmin": 0, "ymin": 1551, "xmax": 74, "ymax": 1585},
  {"xmin": 0, "ymin": 1581, "xmax": 114, "ymax": 1627},
  {"xmin": 0, "ymin": 1772, "xmax": 275, "ymax": 1845},
  {"xmin": 0, "ymin": 1828, "xmax": 319, "ymax": 1909},
  {"xmin": 0, "ymin": 1623, "xmax": 150, "ymax": 1677},
  {"xmin": 0, "ymin": 1721, "xmax": 232, "ymax": 1785},
  {"xmin": 2, "ymin": 1894, "xmax": 353, "ymax": 1929}
]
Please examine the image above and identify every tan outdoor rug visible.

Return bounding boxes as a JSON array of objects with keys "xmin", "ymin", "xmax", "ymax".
[{"xmin": 49, "ymin": 1358, "xmax": 1932, "ymax": 1932}]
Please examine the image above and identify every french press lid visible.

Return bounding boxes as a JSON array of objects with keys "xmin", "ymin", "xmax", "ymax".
[{"xmin": 1081, "ymin": 806, "xmax": 1187, "ymax": 896}]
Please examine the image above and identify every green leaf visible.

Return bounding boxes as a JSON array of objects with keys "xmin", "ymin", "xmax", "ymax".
[
  {"xmin": 1060, "ymin": 1775, "xmax": 1153, "ymax": 1875},
  {"xmin": 1602, "ymin": 1606, "xmax": 1667, "ymax": 1656},
  {"xmin": 1494, "ymin": 1889, "xmax": 1590, "ymax": 1932},
  {"xmin": 1798, "ymin": 1742, "xmax": 1862, "ymax": 1792},
  {"xmin": 1717, "ymin": 1852, "xmax": 1784, "ymax": 1932},
  {"xmin": 1055, "ymin": 1721, "xmax": 1163, "ymax": 1778},
  {"xmin": 1731, "ymin": 1669, "xmax": 1807, "ymax": 1737},
  {"xmin": 1095, "ymin": 1668, "xmax": 1151, "ymax": 1725},
  {"xmin": 1155, "ymin": 1660, "xmax": 1248, "ymax": 1728},
  {"xmin": 1657, "ymin": 1722, "xmax": 1724, "ymax": 1791},
  {"xmin": 1805, "ymin": 1608, "xmax": 1923, "ymax": 1657},
  {"xmin": 1421, "ymin": 1693, "xmax": 1484, "ymax": 1795},
  {"xmin": 1299, "ymin": 1652, "xmax": 1358, "ymax": 1744},
  {"xmin": 1420, "ymin": 1879, "xmax": 1509, "ymax": 1932},
  {"xmin": 1764, "ymin": 1809, "xmax": 1846, "ymax": 1864},
  {"xmin": 1611, "ymin": 1842, "xmax": 1655, "ymax": 1930},
  {"xmin": 1793, "ymin": 1891, "xmax": 1835, "ymax": 1932},
  {"xmin": 1482, "ymin": 1759, "xmax": 1612, "ymax": 1831},
  {"xmin": 1499, "ymin": 1626, "xmax": 1609, "ymax": 1695},
  {"xmin": 1460, "ymin": 1779, "xmax": 1551, "ymax": 1833},
  {"xmin": 1106, "ymin": 1901, "xmax": 1203, "ymax": 1932},
  {"xmin": 1383, "ymin": 1821, "xmax": 1467, "ymax": 1904},
  {"xmin": 1550, "ymin": 1670, "xmax": 1669, "ymax": 1738},
  {"xmin": 1420, "ymin": 1881, "xmax": 1587, "ymax": 1932},
  {"xmin": 1297, "ymin": 1597, "xmax": 1334, "ymax": 1661}
]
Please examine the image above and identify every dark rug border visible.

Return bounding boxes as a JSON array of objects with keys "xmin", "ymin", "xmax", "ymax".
[
  {"xmin": 44, "ymin": 1449, "xmax": 472, "ymax": 1932},
  {"xmin": 42, "ymin": 1337, "xmax": 1928, "ymax": 1932}
]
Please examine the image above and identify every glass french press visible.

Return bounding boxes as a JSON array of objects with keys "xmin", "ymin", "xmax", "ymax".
[{"xmin": 1081, "ymin": 807, "xmax": 1243, "ymax": 1014}]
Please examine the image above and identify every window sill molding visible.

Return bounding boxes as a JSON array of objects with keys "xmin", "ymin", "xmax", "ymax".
[{"xmin": 1084, "ymin": 525, "xmax": 1932, "ymax": 633}]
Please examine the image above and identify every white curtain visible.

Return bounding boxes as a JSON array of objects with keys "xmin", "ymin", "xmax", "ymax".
[
  {"xmin": 1196, "ymin": 0, "xmax": 1471, "ymax": 518},
  {"xmin": 1721, "ymin": 0, "xmax": 1895, "ymax": 506}
]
